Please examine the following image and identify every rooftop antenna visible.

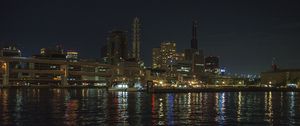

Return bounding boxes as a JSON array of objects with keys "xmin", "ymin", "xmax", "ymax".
[{"xmin": 272, "ymin": 57, "xmax": 278, "ymax": 71}]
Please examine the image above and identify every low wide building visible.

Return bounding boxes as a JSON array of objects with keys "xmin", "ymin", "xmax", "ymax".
[{"xmin": 261, "ymin": 69, "xmax": 300, "ymax": 87}]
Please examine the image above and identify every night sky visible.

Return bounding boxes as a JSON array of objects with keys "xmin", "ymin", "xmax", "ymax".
[{"xmin": 1, "ymin": 0, "xmax": 300, "ymax": 75}]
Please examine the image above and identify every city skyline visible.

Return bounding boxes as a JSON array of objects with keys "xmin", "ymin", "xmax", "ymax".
[{"xmin": 1, "ymin": 0, "xmax": 300, "ymax": 75}]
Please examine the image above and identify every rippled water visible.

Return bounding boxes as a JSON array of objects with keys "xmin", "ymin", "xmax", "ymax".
[{"xmin": 0, "ymin": 89, "xmax": 299, "ymax": 125}]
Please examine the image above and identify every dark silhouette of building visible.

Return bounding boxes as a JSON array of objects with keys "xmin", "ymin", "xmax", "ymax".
[
  {"xmin": 272, "ymin": 57, "xmax": 278, "ymax": 71},
  {"xmin": 191, "ymin": 20, "xmax": 198, "ymax": 50},
  {"xmin": 205, "ymin": 56, "xmax": 220, "ymax": 74},
  {"xmin": 0, "ymin": 45, "xmax": 21, "ymax": 57},
  {"xmin": 33, "ymin": 45, "xmax": 66, "ymax": 60},
  {"xmin": 100, "ymin": 44, "xmax": 107, "ymax": 58},
  {"xmin": 184, "ymin": 20, "xmax": 205, "ymax": 75},
  {"xmin": 107, "ymin": 30, "xmax": 128, "ymax": 65}
]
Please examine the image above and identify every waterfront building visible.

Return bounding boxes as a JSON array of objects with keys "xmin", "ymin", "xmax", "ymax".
[
  {"xmin": 32, "ymin": 46, "xmax": 66, "ymax": 84},
  {"xmin": 0, "ymin": 56, "xmax": 111, "ymax": 86},
  {"xmin": 0, "ymin": 45, "xmax": 22, "ymax": 81},
  {"xmin": 209, "ymin": 76, "xmax": 245, "ymax": 85},
  {"xmin": 66, "ymin": 50, "xmax": 81, "ymax": 81},
  {"xmin": 145, "ymin": 68, "xmax": 167, "ymax": 84},
  {"xmin": 107, "ymin": 30, "xmax": 128, "ymax": 65},
  {"xmin": 261, "ymin": 69, "xmax": 300, "ymax": 87},
  {"xmin": 205, "ymin": 56, "xmax": 220, "ymax": 74},
  {"xmin": 121, "ymin": 59, "xmax": 144, "ymax": 84}
]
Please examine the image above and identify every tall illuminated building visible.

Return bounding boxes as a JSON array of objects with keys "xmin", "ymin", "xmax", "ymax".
[
  {"xmin": 160, "ymin": 41, "xmax": 176, "ymax": 70},
  {"xmin": 151, "ymin": 41, "xmax": 176, "ymax": 70},
  {"xmin": 107, "ymin": 30, "xmax": 128, "ymax": 65},
  {"xmin": 132, "ymin": 17, "xmax": 141, "ymax": 60},
  {"xmin": 152, "ymin": 48, "xmax": 161, "ymax": 68}
]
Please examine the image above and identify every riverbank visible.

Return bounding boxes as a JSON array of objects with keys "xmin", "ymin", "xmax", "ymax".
[
  {"xmin": 148, "ymin": 87, "xmax": 300, "ymax": 93},
  {"xmin": 1, "ymin": 85, "xmax": 300, "ymax": 92},
  {"xmin": 0, "ymin": 85, "xmax": 107, "ymax": 89}
]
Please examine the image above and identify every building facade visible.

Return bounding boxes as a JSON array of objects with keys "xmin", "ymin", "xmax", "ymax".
[
  {"xmin": 261, "ymin": 69, "xmax": 300, "ymax": 87},
  {"xmin": 160, "ymin": 41, "xmax": 176, "ymax": 70},
  {"xmin": 107, "ymin": 30, "xmax": 128, "ymax": 65},
  {"xmin": 205, "ymin": 56, "xmax": 220, "ymax": 74},
  {"xmin": 66, "ymin": 50, "xmax": 79, "ymax": 62},
  {"xmin": 132, "ymin": 17, "xmax": 141, "ymax": 60},
  {"xmin": 152, "ymin": 48, "xmax": 161, "ymax": 68},
  {"xmin": 0, "ymin": 46, "xmax": 21, "ymax": 57}
]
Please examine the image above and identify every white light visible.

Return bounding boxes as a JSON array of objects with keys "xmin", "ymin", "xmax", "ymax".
[{"xmin": 116, "ymin": 83, "xmax": 128, "ymax": 89}]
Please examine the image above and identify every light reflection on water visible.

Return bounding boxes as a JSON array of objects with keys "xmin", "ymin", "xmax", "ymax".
[{"xmin": 0, "ymin": 89, "xmax": 300, "ymax": 125}]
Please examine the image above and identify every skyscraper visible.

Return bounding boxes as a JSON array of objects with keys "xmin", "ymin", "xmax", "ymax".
[
  {"xmin": 191, "ymin": 20, "xmax": 198, "ymax": 50},
  {"xmin": 107, "ymin": 30, "xmax": 128, "ymax": 65},
  {"xmin": 132, "ymin": 17, "xmax": 141, "ymax": 60},
  {"xmin": 151, "ymin": 41, "xmax": 176, "ymax": 70},
  {"xmin": 186, "ymin": 20, "xmax": 205, "ymax": 75},
  {"xmin": 160, "ymin": 41, "xmax": 176, "ymax": 70}
]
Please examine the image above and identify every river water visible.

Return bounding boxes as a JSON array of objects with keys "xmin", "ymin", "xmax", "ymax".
[{"xmin": 0, "ymin": 89, "xmax": 299, "ymax": 125}]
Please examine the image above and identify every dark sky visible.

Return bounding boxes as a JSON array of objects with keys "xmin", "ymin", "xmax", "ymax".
[{"xmin": 1, "ymin": 0, "xmax": 300, "ymax": 75}]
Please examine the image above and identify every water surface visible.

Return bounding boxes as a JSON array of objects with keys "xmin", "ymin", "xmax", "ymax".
[{"xmin": 0, "ymin": 89, "xmax": 299, "ymax": 125}]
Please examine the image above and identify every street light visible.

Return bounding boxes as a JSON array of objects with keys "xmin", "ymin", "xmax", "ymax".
[{"xmin": 1, "ymin": 63, "xmax": 7, "ymax": 72}]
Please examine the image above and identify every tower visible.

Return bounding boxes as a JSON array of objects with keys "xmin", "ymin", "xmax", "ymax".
[
  {"xmin": 272, "ymin": 57, "xmax": 278, "ymax": 71},
  {"xmin": 132, "ymin": 17, "xmax": 141, "ymax": 60},
  {"xmin": 191, "ymin": 20, "xmax": 198, "ymax": 50}
]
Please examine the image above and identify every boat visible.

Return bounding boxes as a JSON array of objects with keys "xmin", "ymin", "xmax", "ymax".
[{"xmin": 108, "ymin": 81, "xmax": 145, "ymax": 92}]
